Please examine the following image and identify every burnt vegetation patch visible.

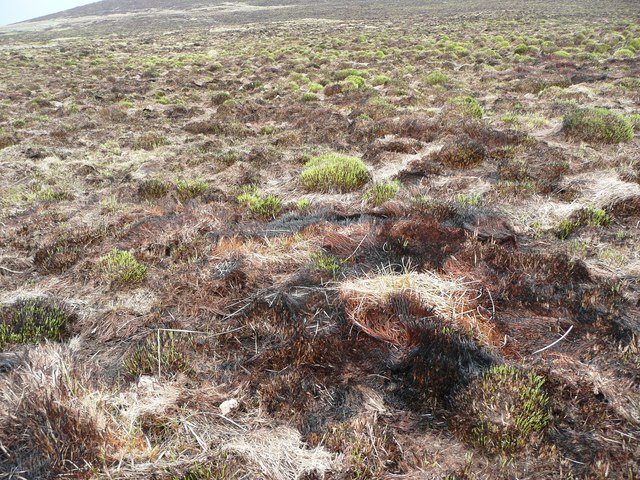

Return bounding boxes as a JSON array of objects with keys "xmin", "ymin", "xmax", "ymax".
[{"xmin": 1, "ymin": 3, "xmax": 639, "ymax": 479}]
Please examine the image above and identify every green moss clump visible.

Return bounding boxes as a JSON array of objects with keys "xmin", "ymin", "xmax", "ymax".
[
  {"xmin": 300, "ymin": 153, "xmax": 371, "ymax": 193},
  {"xmin": 343, "ymin": 75, "xmax": 365, "ymax": 89},
  {"xmin": 371, "ymin": 75, "xmax": 391, "ymax": 86},
  {"xmin": 563, "ymin": 106, "xmax": 633, "ymax": 143},
  {"xmin": 552, "ymin": 50, "xmax": 571, "ymax": 58},
  {"xmin": 99, "ymin": 249, "xmax": 148, "ymax": 286},
  {"xmin": 456, "ymin": 365, "xmax": 550, "ymax": 453},
  {"xmin": 301, "ymin": 92, "xmax": 318, "ymax": 102},
  {"xmin": 0, "ymin": 300, "xmax": 70, "ymax": 348}
]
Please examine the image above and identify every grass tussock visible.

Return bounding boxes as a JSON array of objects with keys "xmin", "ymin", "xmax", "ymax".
[
  {"xmin": 364, "ymin": 180, "xmax": 401, "ymax": 206},
  {"xmin": 563, "ymin": 106, "xmax": 633, "ymax": 143},
  {"xmin": 237, "ymin": 186, "xmax": 282, "ymax": 219},
  {"xmin": 176, "ymin": 179, "xmax": 209, "ymax": 200},
  {"xmin": 300, "ymin": 153, "xmax": 371, "ymax": 193},
  {"xmin": 340, "ymin": 267, "xmax": 493, "ymax": 345},
  {"xmin": 98, "ymin": 248, "xmax": 148, "ymax": 286},
  {"xmin": 0, "ymin": 347, "xmax": 118, "ymax": 478},
  {"xmin": 449, "ymin": 95, "xmax": 484, "ymax": 119},
  {"xmin": 454, "ymin": 365, "xmax": 549, "ymax": 453},
  {"xmin": 123, "ymin": 332, "xmax": 193, "ymax": 379},
  {"xmin": 434, "ymin": 137, "xmax": 487, "ymax": 169},
  {"xmin": 138, "ymin": 178, "xmax": 171, "ymax": 200},
  {"xmin": 0, "ymin": 299, "xmax": 71, "ymax": 348}
]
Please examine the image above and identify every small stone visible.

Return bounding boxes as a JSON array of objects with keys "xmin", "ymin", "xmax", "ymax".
[{"xmin": 219, "ymin": 398, "xmax": 239, "ymax": 415}]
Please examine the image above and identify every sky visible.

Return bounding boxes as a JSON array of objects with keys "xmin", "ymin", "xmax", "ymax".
[{"xmin": 1, "ymin": 0, "xmax": 97, "ymax": 26}]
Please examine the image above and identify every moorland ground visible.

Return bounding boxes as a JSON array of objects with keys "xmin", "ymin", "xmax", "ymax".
[{"xmin": 0, "ymin": 0, "xmax": 639, "ymax": 478}]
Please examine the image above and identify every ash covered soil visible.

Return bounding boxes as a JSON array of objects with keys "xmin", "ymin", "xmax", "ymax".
[{"xmin": 0, "ymin": 0, "xmax": 639, "ymax": 478}]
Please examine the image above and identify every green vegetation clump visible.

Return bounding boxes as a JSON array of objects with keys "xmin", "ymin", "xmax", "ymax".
[
  {"xmin": 176, "ymin": 179, "xmax": 209, "ymax": 200},
  {"xmin": 296, "ymin": 198, "xmax": 311, "ymax": 210},
  {"xmin": 581, "ymin": 205, "xmax": 611, "ymax": 227},
  {"xmin": 371, "ymin": 75, "xmax": 391, "ymax": 86},
  {"xmin": 513, "ymin": 44, "xmax": 537, "ymax": 55},
  {"xmin": 138, "ymin": 178, "xmax": 171, "ymax": 199},
  {"xmin": 0, "ymin": 300, "xmax": 69, "ymax": 348},
  {"xmin": 0, "ymin": 131, "xmax": 16, "ymax": 149},
  {"xmin": 613, "ymin": 48, "xmax": 636, "ymax": 59},
  {"xmin": 457, "ymin": 365, "xmax": 550, "ymax": 453},
  {"xmin": 449, "ymin": 95, "xmax": 484, "ymax": 118},
  {"xmin": 301, "ymin": 92, "xmax": 318, "ymax": 102},
  {"xmin": 133, "ymin": 133, "xmax": 168, "ymax": 150},
  {"xmin": 342, "ymin": 75, "xmax": 366, "ymax": 89},
  {"xmin": 364, "ymin": 180, "xmax": 400, "ymax": 206},
  {"xmin": 211, "ymin": 91, "xmax": 232, "ymax": 105},
  {"xmin": 553, "ymin": 50, "xmax": 571, "ymax": 58},
  {"xmin": 300, "ymin": 153, "xmax": 371, "ymax": 193},
  {"xmin": 310, "ymin": 252, "xmax": 341, "ymax": 278},
  {"xmin": 454, "ymin": 192, "xmax": 483, "ymax": 207},
  {"xmin": 333, "ymin": 68, "xmax": 365, "ymax": 81},
  {"xmin": 563, "ymin": 106, "xmax": 633, "ymax": 143},
  {"xmin": 173, "ymin": 456, "xmax": 238, "ymax": 480},
  {"xmin": 425, "ymin": 70, "xmax": 449, "ymax": 86},
  {"xmin": 99, "ymin": 249, "xmax": 148, "ymax": 286},
  {"xmin": 237, "ymin": 187, "xmax": 282, "ymax": 219},
  {"xmin": 124, "ymin": 333, "xmax": 192, "ymax": 379}
]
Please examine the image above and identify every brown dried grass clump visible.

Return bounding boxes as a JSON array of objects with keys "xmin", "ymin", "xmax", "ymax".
[
  {"xmin": 433, "ymin": 135, "xmax": 486, "ymax": 169},
  {"xmin": 340, "ymin": 266, "xmax": 494, "ymax": 346},
  {"xmin": 397, "ymin": 116, "xmax": 440, "ymax": 141},
  {"xmin": 0, "ymin": 347, "xmax": 119, "ymax": 478}
]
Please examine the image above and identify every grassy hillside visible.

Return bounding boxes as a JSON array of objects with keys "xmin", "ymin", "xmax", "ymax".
[{"xmin": 0, "ymin": 1, "xmax": 639, "ymax": 478}]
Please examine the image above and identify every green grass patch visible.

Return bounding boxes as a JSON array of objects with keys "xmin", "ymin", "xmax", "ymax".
[
  {"xmin": 133, "ymin": 133, "xmax": 168, "ymax": 151},
  {"xmin": 364, "ymin": 180, "xmax": 400, "ymax": 206},
  {"xmin": 0, "ymin": 299, "xmax": 70, "ymax": 348},
  {"xmin": 449, "ymin": 95, "xmax": 484, "ymax": 118},
  {"xmin": 300, "ymin": 153, "xmax": 371, "ymax": 193},
  {"xmin": 98, "ymin": 249, "xmax": 148, "ymax": 286},
  {"xmin": 176, "ymin": 179, "xmax": 209, "ymax": 200},
  {"xmin": 371, "ymin": 75, "xmax": 391, "ymax": 86},
  {"xmin": 333, "ymin": 68, "xmax": 365, "ymax": 81},
  {"xmin": 124, "ymin": 332, "xmax": 192, "ymax": 379},
  {"xmin": 310, "ymin": 252, "xmax": 341, "ymax": 278},
  {"xmin": 453, "ymin": 192, "xmax": 483, "ymax": 207},
  {"xmin": 138, "ymin": 178, "xmax": 171, "ymax": 200},
  {"xmin": 425, "ymin": 70, "xmax": 448, "ymax": 86},
  {"xmin": 457, "ymin": 365, "xmax": 549, "ymax": 453},
  {"xmin": 563, "ymin": 106, "xmax": 633, "ymax": 143},
  {"xmin": 237, "ymin": 187, "xmax": 282, "ymax": 219}
]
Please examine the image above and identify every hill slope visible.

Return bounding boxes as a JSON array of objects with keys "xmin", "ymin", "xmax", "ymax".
[{"xmin": 0, "ymin": 1, "xmax": 639, "ymax": 479}]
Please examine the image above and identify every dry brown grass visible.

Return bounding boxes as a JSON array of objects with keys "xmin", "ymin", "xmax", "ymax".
[{"xmin": 340, "ymin": 265, "xmax": 495, "ymax": 346}]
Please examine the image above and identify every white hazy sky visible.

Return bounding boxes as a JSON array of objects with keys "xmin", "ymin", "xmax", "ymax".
[{"xmin": 1, "ymin": 1, "xmax": 97, "ymax": 26}]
